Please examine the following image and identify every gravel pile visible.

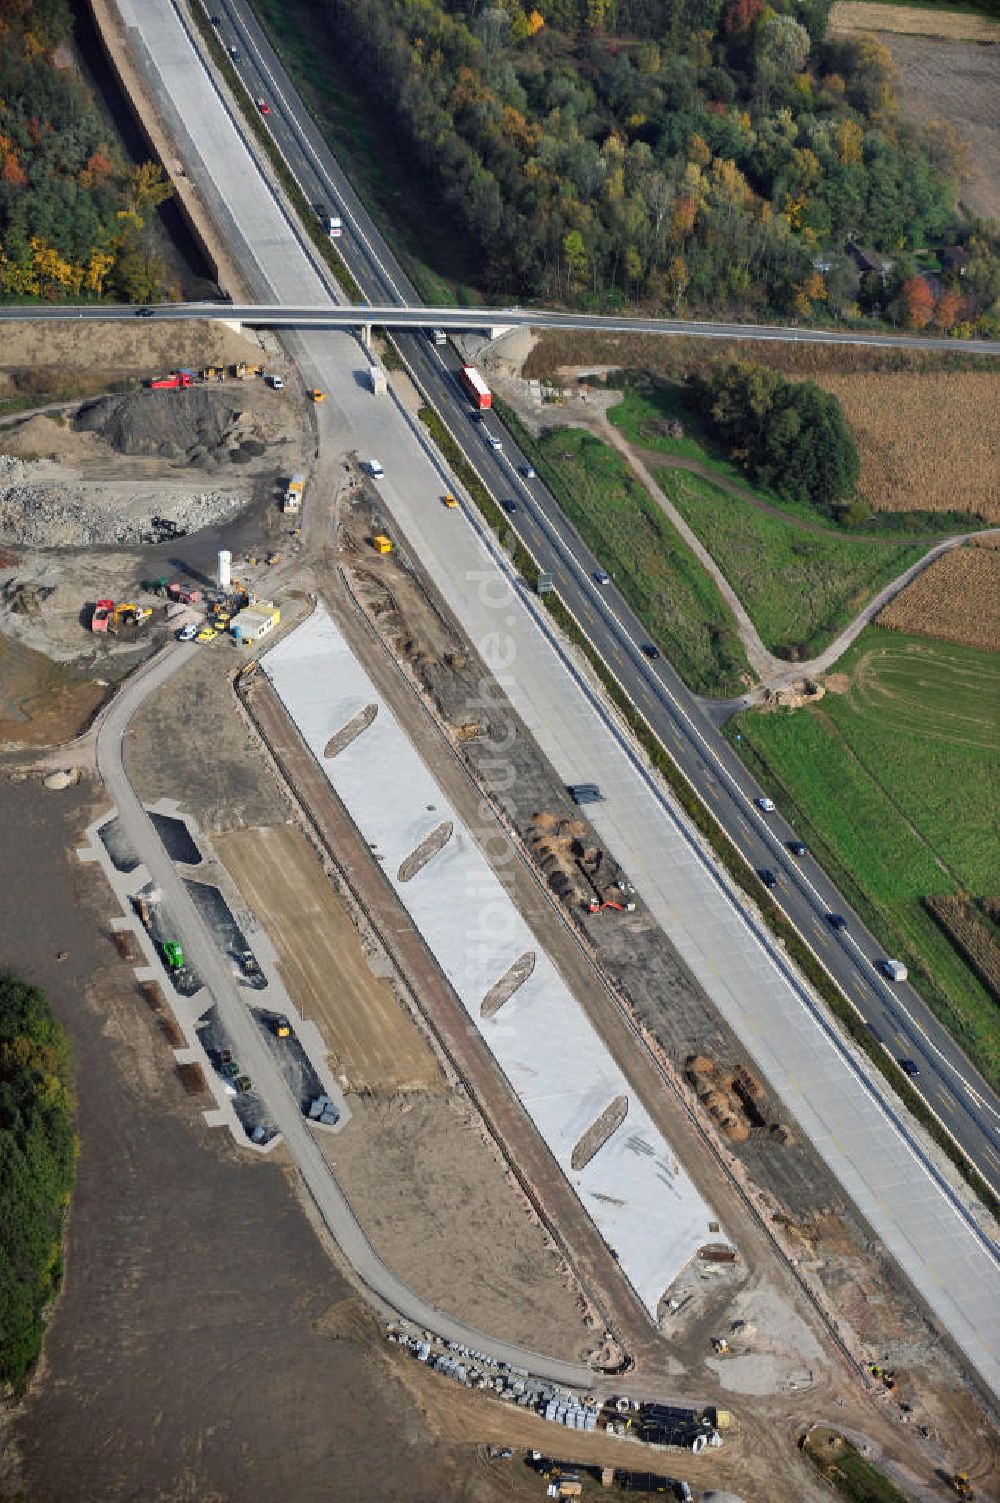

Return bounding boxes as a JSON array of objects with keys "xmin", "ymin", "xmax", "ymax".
[
  {"xmin": 0, "ymin": 457, "xmax": 243, "ymax": 547},
  {"xmin": 74, "ymin": 388, "xmax": 265, "ymax": 469}
]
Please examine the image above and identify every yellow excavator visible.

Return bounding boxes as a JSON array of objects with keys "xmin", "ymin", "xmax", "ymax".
[
  {"xmin": 110, "ymin": 603, "xmax": 152, "ymax": 632},
  {"xmin": 951, "ymin": 1472, "xmax": 974, "ymax": 1500}
]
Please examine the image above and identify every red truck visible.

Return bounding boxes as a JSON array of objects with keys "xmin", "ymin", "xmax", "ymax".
[
  {"xmin": 148, "ymin": 371, "xmax": 194, "ymax": 390},
  {"xmin": 91, "ymin": 598, "xmax": 114, "ymax": 633},
  {"xmin": 458, "ymin": 365, "xmax": 492, "ymax": 410},
  {"xmin": 167, "ymin": 582, "xmax": 203, "ymax": 605}
]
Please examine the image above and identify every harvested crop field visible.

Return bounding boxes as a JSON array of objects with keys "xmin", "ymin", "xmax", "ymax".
[
  {"xmin": 878, "ymin": 541, "xmax": 1000, "ymax": 651},
  {"xmin": 215, "ymin": 824, "xmax": 443, "ymax": 1093},
  {"xmin": 818, "ymin": 372, "xmax": 1000, "ymax": 518},
  {"xmin": 872, "ymin": 30, "xmax": 1000, "ymax": 222},
  {"xmin": 829, "ymin": 2, "xmax": 1000, "ymax": 41}
]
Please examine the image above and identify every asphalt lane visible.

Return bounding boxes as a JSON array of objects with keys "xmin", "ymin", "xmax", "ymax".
[
  {"xmin": 113, "ymin": 0, "xmax": 1000, "ymax": 1194},
  {"xmin": 96, "ymin": 639, "xmax": 594, "ymax": 1387}
]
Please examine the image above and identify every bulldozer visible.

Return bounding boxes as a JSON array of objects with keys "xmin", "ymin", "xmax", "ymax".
[
  {"xmin": 202, "ymin": 365, "xmax": 225, "ymax": 382},
  {"xmin": 951, "ymin": 1472, "xmax": 974, "ymax": 1500}
]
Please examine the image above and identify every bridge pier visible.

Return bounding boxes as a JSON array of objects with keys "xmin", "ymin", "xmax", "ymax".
[{"xmin": 359, "ymin": 322, "xmax": 372, "ymax": 351}]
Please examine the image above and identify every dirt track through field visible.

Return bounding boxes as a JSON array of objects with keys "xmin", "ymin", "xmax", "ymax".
[{"xmin": 216, "ymin": 823, "xmax": 443, "ymax": 1092}]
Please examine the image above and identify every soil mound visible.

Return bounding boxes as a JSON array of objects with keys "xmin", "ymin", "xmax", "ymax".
[{"xmin": 74, "ymin": 389, "xmax": 246, "ymax": 466}]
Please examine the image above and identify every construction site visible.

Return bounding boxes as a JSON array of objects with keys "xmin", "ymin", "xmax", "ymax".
[{"xmin": 0, "ymin": 309, "xmax": 998, "ymax": 1503}]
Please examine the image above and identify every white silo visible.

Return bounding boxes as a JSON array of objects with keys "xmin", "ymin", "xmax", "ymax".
[{"xmin": 217, "ymin": 549, "xmax": 232, "ymax": 592}]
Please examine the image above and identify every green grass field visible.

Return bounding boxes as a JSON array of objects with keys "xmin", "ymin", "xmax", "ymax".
[
  {"xmin": 525, "ymin": 425, "xmax": 752, "ymax": 696},
  {"xmin": 731, "ymin": 628, "xmax": 1000, "ymax": 1090},
  {"xmin": 608, "ymin": 379, "xmax": 985, "ymax": 538},
  {"xmin": 659, "ymin": 468, "xmax": 925, "ymax": 659}
]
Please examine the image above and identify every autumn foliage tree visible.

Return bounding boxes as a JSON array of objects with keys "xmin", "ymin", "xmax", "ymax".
[{"xmin": 901, "ymin": 274, "xmax": 935, "ymax": 330}]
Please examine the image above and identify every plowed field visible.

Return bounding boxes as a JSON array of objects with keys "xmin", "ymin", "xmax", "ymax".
[{"xmin": 878, "ymin": 541, "xmax": 1000, "ymax": 651}]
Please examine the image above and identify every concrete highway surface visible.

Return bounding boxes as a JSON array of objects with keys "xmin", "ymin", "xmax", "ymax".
[
  {"xmin": 95, "ymin": 0, "xmax": 1000, "ymax": 1399},
  {"xmin": 3, "ymin": 298, "xmax": 1000, "ymax": 357},
  {"xmin": 95, "ymin": 638, "xmax": 594, "ymax": 1388},
  {"xmin": 188, "ymin": 0, "xmax": 1000, "ymax": 1205}
]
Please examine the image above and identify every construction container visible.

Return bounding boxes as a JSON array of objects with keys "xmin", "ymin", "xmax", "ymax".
[{"xmin": 229, "ymin": 602, "xmax": 280, "ymax": 644}]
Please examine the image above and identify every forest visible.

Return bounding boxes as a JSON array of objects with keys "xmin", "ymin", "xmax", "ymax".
[
  {"xmin": 0, "ymin": 971, "xmax": 75, "ymax": 1397},
  {"xmin": 322, "ymin": 0, "xmax": 1000, "ymax": 328},
  {"xmin": 0, "ymin": 0, "xmax": 174, "ymax": 301}
]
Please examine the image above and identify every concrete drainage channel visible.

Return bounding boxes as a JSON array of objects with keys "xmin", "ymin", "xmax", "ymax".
[{"xmin": 80, "ymin": 797, "xmax": 349, "ymax": 1150}]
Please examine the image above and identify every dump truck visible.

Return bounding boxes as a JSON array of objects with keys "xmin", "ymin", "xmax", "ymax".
[
  {"xmin": 372, "ymin": 534, "xmax": 392, "ymax": 555},
  {"xmin": 202, "ymin": 365, "xmax": 225, "ymax": 382},
  {"xmin": 167, "ymin": 582, "xmax": 203, "ymax": 605},
  {"xmin": 283, "ymin": 473, "xmax": 305, "ymax": 513},
  {"xmin": 148, "ymin": 371, "xmax": 194, "ymax": 390},
  {"xmin": 458, "ymin": 364, "xmax": 491, "ymax": 409},
  {"xmin": 309, "ymin": 388, "xmax": 326, "ymax": 402},
  {"xmin": 91, "ymin": 598, "xmax": 114, "ymax": 632}
]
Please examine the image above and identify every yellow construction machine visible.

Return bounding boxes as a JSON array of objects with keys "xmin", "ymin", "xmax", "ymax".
[{"xmin": 951, "ymin": 1472, "xmax": 974, "ymax": 1500}]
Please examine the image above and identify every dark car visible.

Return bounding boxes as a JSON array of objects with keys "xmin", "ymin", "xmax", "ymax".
[
  {"xmin": 787, "ymin": 840, "xmax": 808, "ymax": 857},
  {"xmin": 501, "ymin": 499, "xmax": 518, "ymax": 514},
  {"xmin": 758, "ymin": 868, "xmax": 778, "ymax": 889},
  {"xmin": 640, "ymin": 643, "xmax": 659, "ymax": 659},
  {"xmin": 827, "ymin": 912, "xmax": 847, "ymax": 931},
  {"xmin": 898, "ymin": 1058, "xmax": 920, "ymax": 1077},
  {"xmin": 315, "ymin": 203, "xmax": 328, "ymax": 218},
  {"xmin": 522, "ymin": 464, "xmax": 536, "ymax": 479},
  {"xmin": 210, "ymin": 13, "xmax": 221, "ymax": 23},
  {"xmin": 135, "ymin": 306, "xmax": 154, "ymax": 317},
  {"xmin": 593, "ymin": 568, "xmax": 611, "ymax": 585}
]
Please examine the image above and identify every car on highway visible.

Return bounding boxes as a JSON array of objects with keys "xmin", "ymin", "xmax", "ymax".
[
  {"xmin": 196, "ymin": 626, "xmax": 218, "ymax": 643},
  {"xmin": 228, "ymin": 45, "xmax": 240, "ymax": 60},
  {"xmin": 365, "ymin": 458, "xmax": 384, "ymax": 478},
  {"xmin": 757, "ymin": 868, "xmax": 778, "ymax": 889},
  {"xmin": 522, "ymin": 464, "xmax": 536, "ymax": 479},
  {"xmin": 755, "ymin": 796, "xmax": 775, "ymax": 812},
  {"xmin": 593, "ymin": 568, "xmax": 611, "ymax": 585},
  {"xmin": 640, "ymin": 643, "xmax": 659, "ymax": 659},
  {"xmin": 827, "ymin": 912, "xmax": 847, "ymax": 932},
  {"xmin": 210, "ymin": 13, "xmax": 221, "ymax": 22},
  {"xmin": 787, "ymin": 840, "xmax": 808, "ymax": 857},
  {"xmin": 485, "ymin": 432, "xmax": 502, "ymax": 450},
  {"xmin": 898, "ymin": 1058, "xmax": 921, "ymax": 1077},
  {"xmin": 135, "ymin": 306, "xmax": 154, "ymax": 317},
  {"xmin": 443, "ymin": 492, "xmax": 458, "ymax": 508},
  {"xmin": 177, "ymin": 623, "xmax": 198, "ymax": 641},
  {"xmin": 501, "ymin": 498, "xmax": 518, "ymax": 514},
  {"xmin": 429, "ymin": 328, "xmax": 447, "ymax": 346},
  {"xmin": 257, "ymin": 98, "xmax": 271, "ymax": 115}
]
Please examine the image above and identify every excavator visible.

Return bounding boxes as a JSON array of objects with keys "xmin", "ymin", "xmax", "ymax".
[
  {"xmin": 110, "ymin": 602, "xmax": 152, "ymax": 632},
  {"xmin": 951, "ymin": 1472, "xmax": 974, "ymax": 1500}
]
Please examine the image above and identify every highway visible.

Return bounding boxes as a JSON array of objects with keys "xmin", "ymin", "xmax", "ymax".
[
  {"xmin": 181, "ymin": 0, "xmax": 1000, "ymax": 1204},
  {"xmin": 3, "ymin": 297, "xmax": 1000, "ymax": 357},
  {"xmin": 87, "ymin": 0, "xmax": 1000, "ymax": 1398},
  {"xmin": 95, "ymin": 638, "xmax": 594, "ymax": 1387}
]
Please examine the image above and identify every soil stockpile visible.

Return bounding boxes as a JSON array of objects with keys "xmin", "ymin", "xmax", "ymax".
[{"xmin": 74, "ymin": 388, "xmax": 262, "ymax": 467}]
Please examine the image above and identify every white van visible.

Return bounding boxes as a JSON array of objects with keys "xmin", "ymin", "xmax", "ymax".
[
  {"xmin": 430, "ymin": 328, "xmax": 447, "ymax": 346},
  {"xmin": 882, "ymin": 959, "xmax": 908, "ymax": 983},
  {"xmin": 365, "ymin": 458, "xmax": 384, "ymax": 479}
]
